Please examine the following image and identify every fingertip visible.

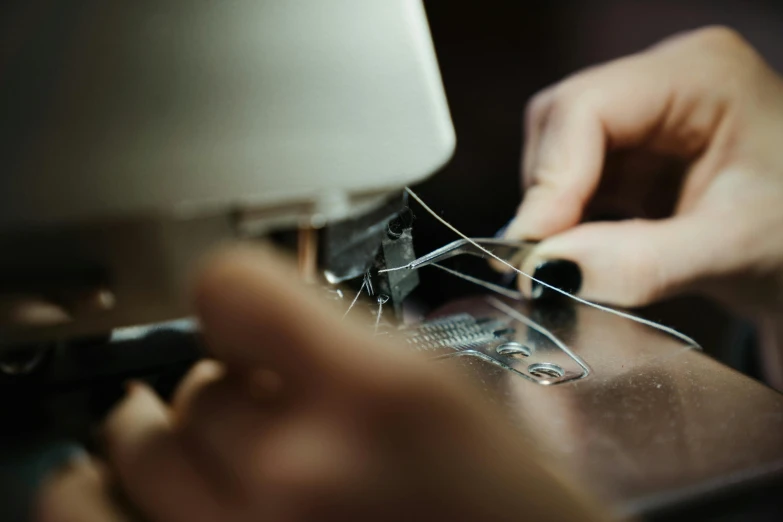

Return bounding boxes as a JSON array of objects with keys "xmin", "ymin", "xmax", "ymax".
[
  {"xmin": 104, "ymin": 382, "xmax": 170, "ymax": 463},
  {"xmin": 190, "ymin": 239, "xmax": 380, "ymax": 392},
  {"xmin": 172, "ymin": 360, "xmax": 226, "ymax": 418},
  {"xmin": 192, "ymin": 243, "xmax": 291, "ymax": 317},
  {"xmin": 507, "ymin": 185, "xmax": 587, "ymax": 244},
  {"xmin": 190, "ymin": 243, "xmax": 311, "ymax": 368},
  {"xmin": 34, "ymin": 455, "xmax": 123, "ymax": 522},
  {"xmin": 103, "ymin": 382, "xmax": 227, "ymax": 522},
  {"xmin": 503, "ymin": 211, "xmax": 535, "ymax": 241}
]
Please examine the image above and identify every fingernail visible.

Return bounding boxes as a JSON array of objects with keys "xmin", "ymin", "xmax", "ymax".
[
  {"xmin": 500, "ymin": 271, "xmax": 517, "ymax": 287},
  {"xmin": 531, "ymin": 260, "xmax": 581, "ymax": 300}
]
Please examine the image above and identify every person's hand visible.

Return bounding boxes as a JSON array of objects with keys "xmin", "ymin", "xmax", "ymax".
[
  {"xmin": 502, "ymin": 26, "xmax": 783, "ymax": 384},
  {"xmin": 507, "ymin": 26, "xmax": 783, "ymax": 310},
  {"xmin": 38, "ymin": 245, "xmax": 608, "ymax": 522}
]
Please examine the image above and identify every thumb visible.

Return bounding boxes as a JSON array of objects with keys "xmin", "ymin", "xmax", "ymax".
[
  {"xmin": 518, "ymin": 215, "xmax": 718, "ymax": 307},
  {"xmin": 192, "ymin": 243, "xmax": 416, "ymax": 398}
]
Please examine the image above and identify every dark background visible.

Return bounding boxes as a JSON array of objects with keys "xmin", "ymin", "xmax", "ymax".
[{"xmin": 413, "ymin": 0, "xmax": 783, "ymax": 379}]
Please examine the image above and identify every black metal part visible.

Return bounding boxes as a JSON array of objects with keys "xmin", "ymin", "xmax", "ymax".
[
  {"xmin": 320, "ymin": 195, "xmax": 408, "ymax": 283},
  {"xmin": 386, "ymin": 206, "xmax": 415, "ymax": 240},
  {"xmin": 375, "ymin": 227, "xmax": 419, "ymax": 319},
  {"xmin": 321, "ymin": 194, "xmax": 420, "ymax": 323}
]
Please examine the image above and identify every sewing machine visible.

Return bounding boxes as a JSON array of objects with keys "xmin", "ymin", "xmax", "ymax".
[{"xmin": 0, "ymin": 1, "xmax": 781, "ymax": 521}]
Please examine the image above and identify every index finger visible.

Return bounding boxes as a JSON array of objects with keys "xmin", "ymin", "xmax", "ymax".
[{"xmin": 506, "ymin": 50, "xmax": 678, "ymax": 241}]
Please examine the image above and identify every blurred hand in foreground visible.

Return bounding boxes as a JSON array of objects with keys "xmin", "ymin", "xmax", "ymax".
[{"xmin": 37, "ymin": 245, "xmax": 608, "ymax": 522}]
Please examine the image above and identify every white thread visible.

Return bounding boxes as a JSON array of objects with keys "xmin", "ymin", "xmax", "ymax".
[
  {"xmin": 431, "ymin": 263, "xmax": 524, "ymax": 300},
  {"xmin": 364, "ymin": 272, "xmax": 374, "ymax": 296},
  {"xmin": 404, "ymin": 186, "xmax": 701, "ymax": 349},
  {"xmin": 434, "ymin": 262, "xmax": 694, "ymax": 366},
  {"xmin": 342, "ymin": 278, "xmax": 367, "ymax": 320},
  {"xmin": 426, "ymin": 262, "xmax": 590, "ymax": 374},
  {"xmin": 374, "ymin": 298, "xmax": 384, "ymax": 334},
  {"xmin": 485, "ymin": 297, "xmax": 591, "ymax": 375}
]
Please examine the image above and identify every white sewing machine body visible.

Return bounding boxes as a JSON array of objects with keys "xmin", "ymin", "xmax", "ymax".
[
  {"xmin": 1, "ymin": 0, "xmax": 453, "ymax": 229},
  {"xmin": 0, "ymin": 0, "xmax": 453, "ymax": 343}
]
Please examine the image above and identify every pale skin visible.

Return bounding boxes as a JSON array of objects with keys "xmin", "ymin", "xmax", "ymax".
[{"xmin": 34, "ymin": 25, "xmax": 783, "ymax": 521}]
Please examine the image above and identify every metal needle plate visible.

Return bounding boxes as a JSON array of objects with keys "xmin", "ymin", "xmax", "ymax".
[{"xmin": 400, "ymin": 312, "xmax": 588, "ymax": 385}]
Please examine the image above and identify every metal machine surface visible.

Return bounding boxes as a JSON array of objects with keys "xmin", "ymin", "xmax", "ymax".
[{"xmin": 424, "ymin": 295, "xmax": 783, "ymax": 520}]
